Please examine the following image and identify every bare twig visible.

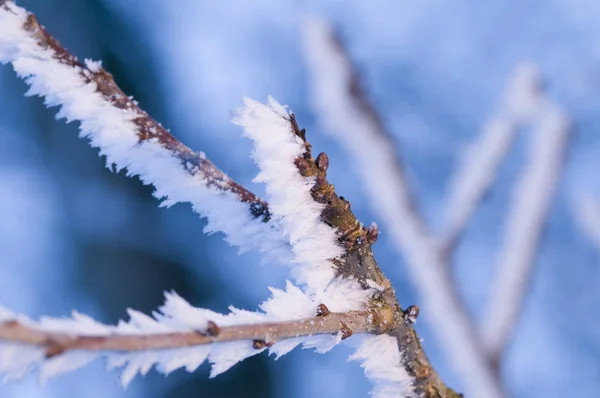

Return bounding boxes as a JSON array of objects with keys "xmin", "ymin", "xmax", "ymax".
[
  {"xmin": 304, "ymin": 19, "xmax": 503, "ymax": 398},
  {"xmin": 0, "ymin": 310, "xmax": 373, "ymax": 356},
  {"xmin": 480, "ymin": 100, "xmax": 570, "ymax": 363},
  {"xmin": 440, "ymin": 65, "xmax": 542, "ymax": 253}
]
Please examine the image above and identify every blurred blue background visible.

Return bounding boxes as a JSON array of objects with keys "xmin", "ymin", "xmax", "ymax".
[{"xmin": 1, "ymin": 0, "xmax": 600, "ymax": 397}]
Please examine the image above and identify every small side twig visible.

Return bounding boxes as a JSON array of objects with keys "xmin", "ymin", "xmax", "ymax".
[
  {"xmin": 0, "ymin": 310, "xmax": 373, "ymax": 356},
  {"xmin": 0, "ymin": 1, "xmax": 270, "ymax": 220},
  {"xmin": 439, "ymin": 64, "xmax": 542, "ymax": 254},
  {"xmin": 480, "ymin": 100, "xmax": 570, "ymax": 364}
]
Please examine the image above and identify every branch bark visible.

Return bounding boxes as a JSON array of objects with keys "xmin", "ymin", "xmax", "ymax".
[
  {"xmin": 0, "ymin": 310, "xmax": 375, "ymax": 356},
  {"xmin": 288, "ymin": 115, "xmax": 461, "ymax": 397},
  {"xmin": 2, "ymin": 0, "xmax": 270, "ymax": 221}
]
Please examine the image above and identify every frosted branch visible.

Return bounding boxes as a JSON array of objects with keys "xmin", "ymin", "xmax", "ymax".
[
  {"xmin": 440, "ymin": 64, "xmax": 542, "ymax": 253},
  {"xmin": 1, "ymin": 2, "xmax": 468, "ymax": 396},
  {"xmin": 304, "ymin": 19, "xmax": 503, "ymax": 398},
  {"xmin": 0, "ymin": 1, "xmax": 288, "ymax": 261},
  {"xmin": 233, "ymin": 97, "xmax": 344, "ymax": 294},
  {"xmin": 480, "ymin": 99, "xmax": 570, "ymax": 363},
  {"xmin": 0, "ymin": 288, "xmax": 383, "ymax": 386}
]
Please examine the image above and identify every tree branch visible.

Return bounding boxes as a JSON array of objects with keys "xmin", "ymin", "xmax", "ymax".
[
  {"xmin": 480, "ymin": 99, "xmax": 570, "ymax": 364},
  {"xmin": 0, "ymin": 1, "xmax": 271, "ymax": 219},
  {"xmin": 0, "ymin": 310, "xmax": 374, "ymax": 356},
  {"xmin": 572, "ymin": 194, "xmax": 600, "ymax": 250},
  {"xmin": 440, "ymin": 65, "xmax": 542, "ymax": 254},
  {"xmin": 237, "ymin": 99, "xmax": 459, "ymax": 397},
  {"xmin": 303, "ymin": 19, "xmax": 502, "ymax": 398},
  {"xmin": 1, "ymin": 3, "xmax": 462, "ymax": 396}
]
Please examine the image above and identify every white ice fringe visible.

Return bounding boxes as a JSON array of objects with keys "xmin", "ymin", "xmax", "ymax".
[
  {"xmin": 349, "ymin": 334, "xmax": 415, "ymax": 398},
  {"xmin": 0, "ymin": 2, "xmax": 290, "ymax": 265},
  {"xmin": 0, "ymin": 281, "xmax": 369, "ymax": 387},
  {"xmin": 233, "ymin": 97, "xmax": 348, "ymax": 296}
]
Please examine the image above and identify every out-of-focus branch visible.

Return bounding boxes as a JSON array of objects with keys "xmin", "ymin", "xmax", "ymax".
[
  {"xmin": 480, "ymin": 100, "xmax": 570, "ymax": 364},
  {"xmin": 0, "ymin": 310, "xmax": 373, "ymax": 355},
  {"xmin": 303, "ymin": 19, "xmax": 503, "ymax": 398},
  {"xmin": 440, "ymin": 65, "xmax": 542, "ymax": 254},
  {"xmin": 572, "ymin": 194, "xmax": 600, "ymax": 249}
]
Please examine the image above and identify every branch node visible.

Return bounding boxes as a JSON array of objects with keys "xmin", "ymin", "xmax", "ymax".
[
  {"xmin": 206, "ymin": 321, "xmax": 221, "ymax": 337},
  {"xmin": 365, "ymin": 223, "xmax": 379, "ymax": 245},
  {"xmin": 45, "ymin": 343, "xmax": 66, "ymax": 359},
  {"xmin": 315, "ymin": 303, "xmax": 330, "ymax": 317},
  {"xmin": 315, "ymin": 152, "xmax": 329, "ymax": 172},
  {"xmin": 252, "ymin": 339, "xmax": 274, "ymax": 349},
  {"xmin": 402, "ymin": 305, "xmax": 420, "ymax": 324},
  {"xmin": 339, "ymin": 322, "xmax": 353, "ymax": 340}
]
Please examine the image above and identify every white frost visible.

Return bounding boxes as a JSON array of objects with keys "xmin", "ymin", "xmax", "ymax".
[
  {"xmin": 349, "ymin": 334, "xmax": 414, "ymax": 398},
  {"xmin": 233, "ymin": 97, "xmax": 372, "ymax": 303},
  {"xmin": 84, "ymin": 58, "xmax": 102, "ymax": 73},
  {"xmin": 0, "ymin": 285, "xmax": 357, "ymax": 386},
  {"xmin": 0, "ymin": 2, "xmax": 290, "ymax": 268}
]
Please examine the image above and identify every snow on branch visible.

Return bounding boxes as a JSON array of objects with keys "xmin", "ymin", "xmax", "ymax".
[
  {"xmin": 349, "ymin": 334, "xmax": 414, "ymax": 398},
  {"xmin": 234, "ymin": 97, "xmax": 343, "ymax": 293},
  {"xmin": 440, "ymin": 64, "xmax": 542, "ymax": 253},
  {"xmin": 303, "ymin": 19, "xmax": 504, "ymax": 398},
  {"xmin": 232, "ymin": 98, "xmax": 447, "ymax": 397},
  {"xmin": 0, "ymin": 286, "xmax": 382, "ymax": 387},
  {"xmin": 480, "ymin": 99, "xmax": 570, "ymax": 362},
  {"xmin": 0, "ymin": 1, "xmax": 288, "ymax": 262}
]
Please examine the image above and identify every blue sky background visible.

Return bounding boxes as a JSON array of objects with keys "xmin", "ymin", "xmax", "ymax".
[{"xmin": 1, "ymin": 0, "xmax": 600, "ymax": 397}]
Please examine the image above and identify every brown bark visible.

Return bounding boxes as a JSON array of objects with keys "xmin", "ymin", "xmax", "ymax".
[{"xmin": 0, "ymin": 310, "xmax": 376, "ymax": 358}]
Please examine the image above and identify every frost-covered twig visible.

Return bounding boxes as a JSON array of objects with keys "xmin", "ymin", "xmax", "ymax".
[
  {"xmin": 304, "ymin": 19, "xmax": 503, "ymax": 398},
  {"xmin": 0, "ymin": 1, "xmax": 287, "ymax": 261},
  {"xmin": 440, "ymin": 65, "xmax": 542, "ymax": 253},
  {"xmin": 480, "ymin": 100, "xmax": 570, "ymax": 363},
  {"xmin": 0, "ymin": 311, "xmax": 373, "ymax": 354},
  {"xmin": 0, "ymin": 289, "xmax": 383, "ymax": 386}
]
